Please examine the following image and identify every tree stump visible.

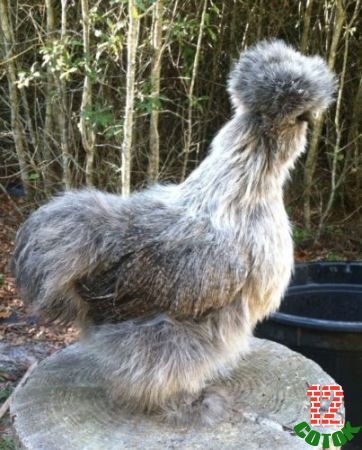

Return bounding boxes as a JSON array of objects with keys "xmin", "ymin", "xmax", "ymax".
[{"xmin": 11, "ymin": 338, "xmax": 342, "ymax": 449}]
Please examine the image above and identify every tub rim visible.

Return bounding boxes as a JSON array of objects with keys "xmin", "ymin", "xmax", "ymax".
[{"xmin": 270, "ymin": 261, "xmax": 362, "ymax": 333}]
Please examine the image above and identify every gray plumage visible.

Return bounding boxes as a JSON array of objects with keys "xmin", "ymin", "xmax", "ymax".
[{"xmin": 11, "ymin": 40, "xmax": 336, "ymax": 426}]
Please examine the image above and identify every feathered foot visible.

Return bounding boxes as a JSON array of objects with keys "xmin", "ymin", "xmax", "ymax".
[{"xmin": 160, "ymin": 386, "xmax": 231, "ymax": 427}]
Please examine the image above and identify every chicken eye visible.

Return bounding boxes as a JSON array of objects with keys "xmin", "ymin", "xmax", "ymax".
[{"xmin": 297, "ymin": 111, "xmax": 312, "ymax": 123}]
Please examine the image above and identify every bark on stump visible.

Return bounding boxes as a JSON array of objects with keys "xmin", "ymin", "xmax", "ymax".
[{"xmin": 10, "ymin": 338, "xmax": 342, "ymax": 449}]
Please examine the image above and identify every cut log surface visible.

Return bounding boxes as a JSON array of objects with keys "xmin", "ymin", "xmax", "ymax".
[{"xmin": 11, "ymin": 338, "xmax": 341, "ymax": 450}]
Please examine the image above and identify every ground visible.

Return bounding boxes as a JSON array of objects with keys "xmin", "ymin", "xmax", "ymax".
[{"xmin": 0, "ymin": 191, "xmax": 360, "ymax": 449}]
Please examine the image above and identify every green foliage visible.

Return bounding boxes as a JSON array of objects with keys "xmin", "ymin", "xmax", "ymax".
[
  {"xmin": 40, "ymin": 37, "xmax": 80, "ymax": 80},
  {"xmin": 0, "ymin": 386, "xmax": 13, "ymax": 402},
  {"xmin": 0, "ymin": 438, "xmax": 17, "ymax": 450},
  {"xmin": 325, "ymin": 252, "xmax": 346, "ymax": 262},
  {"xmin": 135, "ymin": 0, "xmax": 157, "ymax": 12},
  {"xmin": 204, "ymin": 5, "xmax": 221, "ymax": 42},
  {"xmin": 293, "ymin": 226, "xmax": 312, "ymax": 246},
  {"xmin": 82, "ymin": 106, "xmax": 115, "ymax": 130},
  {"xmin": 135, "ymin": 78, "xmax": 171, "ymax": 113},
  {"xmin": 191, "ymin": 95, "xmax": 209, "ymax": 112},
  {"xmin": 91, "ymin": 7, "xmax": 125, "ymax": 62},
  {"xmin": 0, "ymin": 274, "xmax": 4, "ymax": 286},
  {"xmin": 81, "ymin": 104, "xmax": 124, "ymax": 139},
  {"xmin": 171, "ymin": 16, "xmax": 200, "ymax": 42},
  {"xmin": 16, "ymin": 63, "xmax": 41, "ymax": 88},
  {"xmin": 28, "ymin": 172, "xmax": 40, "ymax": 182}
]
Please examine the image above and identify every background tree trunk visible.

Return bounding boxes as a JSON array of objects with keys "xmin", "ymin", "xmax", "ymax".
[
  {"xmin": 58, "ymin": 0, "xmax": 72, "ymax": 189},
  {"xmin": 43, "ymin": 0, "xmax": 58, "ymax": 195},
  {"xmin": 121, "ymin": 0, "xmax": 140, "ymax": 196},
  {"xmin": 79, "ymin": 0, "xmax": 96, "ymax": 187},
  {"xmin": 148, "ymin": 0, "xmax": 164, "ymax": 184},
  {"xmin": 300, "ymin": 0, "xmax": 314, "ymax": 53}
]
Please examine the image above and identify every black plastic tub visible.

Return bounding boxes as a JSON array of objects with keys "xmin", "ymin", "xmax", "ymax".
[{"xmin": 255, "ymin": 261, "xmax": 362, "ymax": 446}]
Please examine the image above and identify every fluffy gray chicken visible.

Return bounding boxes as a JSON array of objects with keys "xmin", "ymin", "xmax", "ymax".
[{"xmin": 12, "ymin": 40, "xmax": 336, "ymax": 426}]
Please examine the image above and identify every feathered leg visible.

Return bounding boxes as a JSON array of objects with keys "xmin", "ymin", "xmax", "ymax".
[{"xmin": 82, "ymin": 305, "xmax": 250, "ymax": 426}]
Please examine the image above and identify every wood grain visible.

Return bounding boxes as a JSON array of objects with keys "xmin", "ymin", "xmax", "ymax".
[{"xmin": 10, "ymin": 338, "xmax": 342, "ymax": 449}]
